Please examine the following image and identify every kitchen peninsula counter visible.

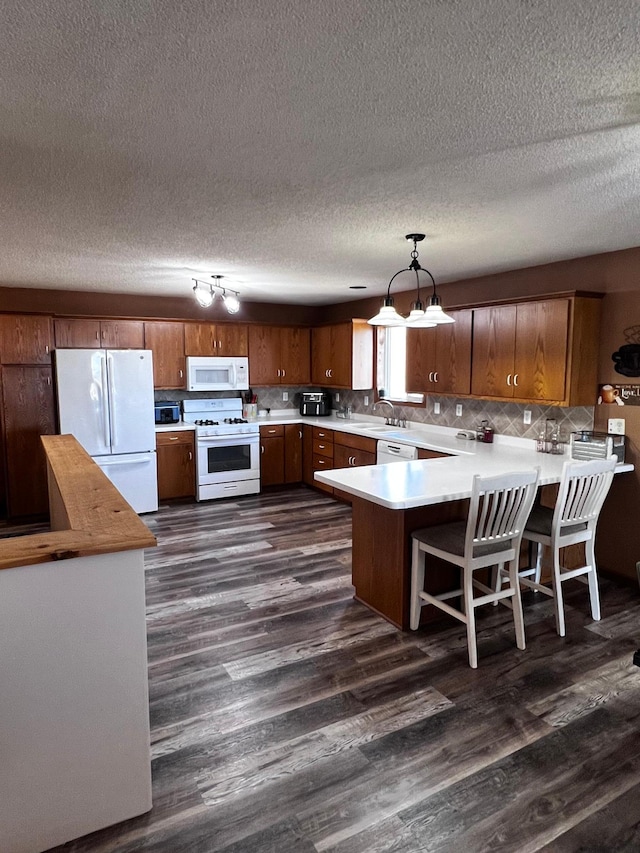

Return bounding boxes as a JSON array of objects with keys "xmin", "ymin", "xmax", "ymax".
[
  {"xmin": 315, "ymin": 439, "xmax": 633, "ymax": 630},
  {"xmin": 0, "ymin": 435, "xmax": 156, "ymax": 853}
]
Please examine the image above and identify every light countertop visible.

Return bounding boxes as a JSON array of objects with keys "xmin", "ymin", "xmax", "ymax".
[
  {"xmin": 155, "ymin": 421, "xmax": 196, "ymax": 432},
  {"xmin": 314, "ymin": 439, "xmax": 633, "ymax": 510}
]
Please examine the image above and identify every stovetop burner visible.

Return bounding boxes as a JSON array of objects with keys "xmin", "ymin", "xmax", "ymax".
[
  {"xmin": 224, "ymin": 417, "xmax": 248, "ymax": 424},
  {"xmin": 194, "ymin": 419, "xmax": 220, "ymax": 426}
]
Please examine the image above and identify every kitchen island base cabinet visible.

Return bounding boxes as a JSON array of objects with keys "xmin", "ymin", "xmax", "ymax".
[
  {"xmin": 351, "ymin": 496, "xmax": 467, "ymax": 629},
  {"xmin": 0, "ymin": 549, "xmax": 152, "ymax": 853}
]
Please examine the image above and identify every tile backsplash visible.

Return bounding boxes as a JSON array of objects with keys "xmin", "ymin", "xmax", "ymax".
[{"xmin": 155, "ymin": 387, "xmax": 594, "ymax": 439}]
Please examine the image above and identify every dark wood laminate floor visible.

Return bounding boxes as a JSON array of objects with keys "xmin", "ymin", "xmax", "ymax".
[{"xmin": 49, "ymin": 486, "xmax": 640, "ymax": 853}]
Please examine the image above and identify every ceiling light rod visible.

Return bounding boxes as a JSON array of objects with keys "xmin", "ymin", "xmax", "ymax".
[
  {"xmin": 368, "ymin": 233, "xmax": 454, "ymax": 327},
  {"xmin": 192, "ymin": 275, "xmax": 241, "ymax": 314}
]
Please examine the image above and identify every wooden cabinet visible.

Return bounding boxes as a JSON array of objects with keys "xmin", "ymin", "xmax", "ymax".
[
  {"xmin": 406, "ymin": 309, "xmax": 472, "ymax": 395},
  {"xmin": 144, "ymin": 322, "xmax": 185, "ymax": 389},
  {"xmin": 302, "ymin": 425, "xmax": 334, "ymax": 494},
  {"xmin": 248, "ymin": 326, "xmax": 310, "ymax": 385},
  {"xmin": 471, "ymin": 299, "xmax": 569, "ymax": 402},
  {"xmin": 0, "ymin": 315, "xmax": 52, "ymax": 364},
  {"xmin": 54, "ymin": 318, "xmax": 144, "ymax": 349},
  {"xmin": 333, "ymin": 432, "xmax": 376, "ymax": 468},
  {"xmin": 311, "ymin": 320, "xmax": 373, "ymax": 390},
  {"xmin": 284, "ymin": 423, "xmax": 303, "ymax": 483},
  {"xmin": 184, "ymin": 323, "xmax": 248, "ymax": 356},
  {"xmin": 1, "ymin": 366, "xmax": 56, "ymax": 516},
  {"xmin": 260, "ymin": 424, "xmax": 285, "ymax": 487},
  {"xmin": 417, "ymin": 448, "xmax": 450, "ymax": 460},
  {"xmin": 470, "ymin": 295, "xmax": 601, "ymax": 406},
  {"xmin": 156, "ymin": 431, "xmax": 196, "ymax": 500}
]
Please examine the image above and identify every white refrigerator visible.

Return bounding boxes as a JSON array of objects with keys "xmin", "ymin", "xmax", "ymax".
[{"xmin": 55, "ymin": 349, "xmax": 158, "ymax": 513}]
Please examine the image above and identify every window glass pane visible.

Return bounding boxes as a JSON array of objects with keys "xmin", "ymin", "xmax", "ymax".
[{"xmin": 377, "ymin": 327, "xmax": 424, "ymax": 404}]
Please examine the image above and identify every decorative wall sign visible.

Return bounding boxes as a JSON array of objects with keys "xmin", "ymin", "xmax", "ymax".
[{"xmin": 597, "ymin": 383, "xmax": 640, "ymax": 405}]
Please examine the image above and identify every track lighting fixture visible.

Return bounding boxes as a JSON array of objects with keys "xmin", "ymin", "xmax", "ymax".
[{"xmin": 192, "ymin": 275, "xmax": 241, "ymax": 314}]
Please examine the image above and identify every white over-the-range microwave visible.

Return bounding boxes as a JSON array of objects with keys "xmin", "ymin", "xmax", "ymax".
[{"xmin": 186, "ymin": 356, "xmax": 249, "ymax": 391}]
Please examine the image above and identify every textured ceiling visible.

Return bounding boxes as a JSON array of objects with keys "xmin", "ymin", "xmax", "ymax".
[{"xmin": 1, "ymin": 0, "xmax": 639, "ymax": 306}]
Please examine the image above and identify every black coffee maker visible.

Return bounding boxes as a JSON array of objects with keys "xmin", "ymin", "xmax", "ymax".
[{"xmin": 300, "ymin": 391, "xmax": 331, "ymax": 416}]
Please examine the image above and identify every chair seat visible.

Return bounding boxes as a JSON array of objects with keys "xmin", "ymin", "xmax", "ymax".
[
  {"xmin": 412, "ymin": 521, "xmax": 513, "ymax": 558},
  {"xmin": 524, "ymin": 504, "xmax": 588, "ymax": 538}
]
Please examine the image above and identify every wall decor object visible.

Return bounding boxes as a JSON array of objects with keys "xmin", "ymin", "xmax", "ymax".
[
  {"xmin": 597, "ymin": 383, "xmax": 640, "ymax": 405},
  {"xmin": 612, "ymin": 326, "xmax": 640, "ymax": 377}
]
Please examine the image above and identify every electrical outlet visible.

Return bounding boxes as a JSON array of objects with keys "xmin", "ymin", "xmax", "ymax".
[
  {"xmin": 434, "ymin": 401, "xmax": 441, "ymax": 415},
  {"xmin": 282, "ymin": 391, "xmax": 289, "ymax": 402},
  {"xmin": 523, "ymin": 409, "xmax": 532, "ymax": 425},
  {"xmin": 335, "ymin": 392, "xmax": 340, "ymax": 402},
  {"xmin": 455, "ymin": 404, "xmax": 463, "ymax": 417},
  {"xmin": 608, "ymin": 418, "xmax": 625, "ymax": 435},
  {"xmin": 364, "ymin": 395, "xmax": 369, "ymax": 406}
]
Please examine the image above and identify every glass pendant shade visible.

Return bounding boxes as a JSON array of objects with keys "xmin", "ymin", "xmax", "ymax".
[
  {"xmin": 406, "ymin": 301, "xmax": 437, "ymax": 327},
  {"xmin": 424, "ymin": 295, "xmax": 455, "ymax": 324},
  {"xmin": 194, "ymin": 283, "xmax": 214, "ymax": 308},
  {"xmin": 223, "ymin": 291, "xmax": 240, "ymax": 314},
  {"xmin": 368, "ymin": 297, "xmax": 407, "ymax": 326}
]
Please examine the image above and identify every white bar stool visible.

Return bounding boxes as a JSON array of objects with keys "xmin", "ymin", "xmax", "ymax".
[
  {"xmin": 513, "ymin": 457, "xmax": 616, "ymax": 637},
  {"xmin": 409, "ymin": 469, "xmax": 540, "ymax": 668}
]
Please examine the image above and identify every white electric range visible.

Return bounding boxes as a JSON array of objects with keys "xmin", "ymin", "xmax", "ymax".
[{"xmin": 182, "ymin": 399, "xmax": 260, "ymax": 501}]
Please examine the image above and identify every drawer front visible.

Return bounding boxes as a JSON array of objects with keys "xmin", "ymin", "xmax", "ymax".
[
  {"xmin": 417, "ymin": 448, "xmax": 450, "ymax": 460},
  {"xmin": 312, "ymin": 454, "xmax": 334, "ymax": 471},
  {"xmin": 334, "ymin": 431, "xmax": 376, "ymax": 454},
  {"xmin": 260, "ymin": 424, "xmax": 284, "ymax": 438},
  {"xmin": 156, "ymin": 431, "xmax": 195, "ymax": 448},
  {"xmin": 312, "ymin": 426, "xmax": 334, "ymax": 441},
  {"xmin": 313, "ymin": 438, "xmax": 334, "ymax": 458}
]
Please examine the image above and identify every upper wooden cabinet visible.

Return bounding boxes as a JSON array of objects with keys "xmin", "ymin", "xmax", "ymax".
[
  {"xmin": 184, "ymin": 323, "xmax": 248, "ymax": 357},
  {"xmin": 0, "ymin": 315, "xmax": 52, "ymax": 364},
  {"xmin": 248, "ymin": 326, "xmax": 310, "ymax": 385},
  {"xmin": 311, "ymin": 320, "xmax": 373, "ymax": 390},
  {"xmin": 470, "ymin": 296, "xmax": 600, "ymax": 405},
  {"xmin": 144, "ymin": 322, "xmax": 186, "ymax": 389},
  {"xmin": 406, "ymin": 309, "xmax": 473, "ymax": 395},
  {"xmin": 54, "ymin": 318, "xmax": 144, "ymax": 349}
]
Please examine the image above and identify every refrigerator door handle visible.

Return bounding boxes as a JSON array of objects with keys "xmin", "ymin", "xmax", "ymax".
[
  {"xmin": 107, "ymin": 353, "xmax": 117, "ymax": 449},
  {"xmin": 98, "ymin": 455, "xmax": 154, "ymax": 467},
  {"xmin": 100, "ymin": 355, "xmax": 111, "ymax": 449}
]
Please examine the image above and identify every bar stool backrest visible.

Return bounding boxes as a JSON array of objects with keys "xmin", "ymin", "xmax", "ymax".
[
  {"xmin": 466, "ymin": 469, "xmax": 540, "ymax": 559},
  {"xmin": 553, "ymin": 458, "xmax": 616, "ymax": 539}
]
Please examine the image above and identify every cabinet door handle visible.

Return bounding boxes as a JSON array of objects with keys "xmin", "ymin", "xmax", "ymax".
[
  {"xmin": 328, "ymin": 369, "xmax": 332, "ymax": 378},
  {"xmin": 268, "ymin": 429, "xmax": 277, "ymax": 434},
  {"xmin": 434, "ymin": 372, "xmax": 439, "ymax": 383},
  {"xmin": 169, "ymin": 436, "xmax": 179, "ymax": 441},
  {"xmin": 213, "ymin": 340, "xmax": 217, "ymax": 349},
  {"xmin": 506, "ymin": 373, "xmax": 512, "ymax": 386},
  {"xmin": 45, "ymin": 345, "xmax": 49, "ymax": 354},
  {"xmin": 317, "ymin": 459, "xmax": 326, "ymax": 465},
  {"xmin": 318, "ymin": 444, "xmax": 325, "ymax": 449},
  {"xmin": 261, "ymin": 445, "xmax": 264, "ymax": 454},
  {"xmin": 47, "ymin": 375, "xmax": 51, "ymax": 385},
  {"xmin": 218, "ymin": 340, "xmax": 222, "ymax": 349},
  {"xmin": 513, "ymin": 373, "xmax": 519, "ymax": 387},
  {"xmin": 188, "ymin": 451, "xmax": 192, "ymax": 460},
  {"xmin": 298, "ymin": 430, "xmax": 302, "ymax": 439},
  {"xmin": 96, "ymin": 331, "xmax": 100, "ymax": 341},
  {"xmin": 281, "ymin": 368, "xmax": 285, "ymax": 378}
]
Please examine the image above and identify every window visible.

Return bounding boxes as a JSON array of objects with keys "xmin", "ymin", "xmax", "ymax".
[{"xmin": 376, "ymin": 327, "xmax": 424, "ymax": 404}]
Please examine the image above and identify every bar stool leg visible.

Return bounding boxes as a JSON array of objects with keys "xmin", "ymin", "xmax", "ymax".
[
  {"xmin": 508, "ymin": 560, "xmax": 526, "ymax": 650},
  {"xmin": 463, "ymin": 566, "xmax": 478, "ymax": 669},
  {"xmin": 533, "ymin": 541, "xmax": 543, "ymax": 584},
  {"xmin": 585, "ymin": 537, "xmax": 601, "ymax": 622},
  {"xmin": 410, "ymin": 539, "xmax": 425, "ymax": 631},
  {"xmin": 552, "ymin": 547, "xmax": 567, "ymax": 637}
]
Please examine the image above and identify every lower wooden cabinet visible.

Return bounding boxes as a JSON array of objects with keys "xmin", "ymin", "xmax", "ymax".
[
  {"xmin": 1, "ymin": 365, "xmax": 56, "ymax": 517},
  {"xmin": 260, "ymin": 423, "xmax": 303, "ymax": 487},
  {"xmin": 156, "ymin": 431, "xmax": 195, "ymax": 500},
  {"xmin": 417, "ymin": 448, "xmax": 450, "ymax": 460}
]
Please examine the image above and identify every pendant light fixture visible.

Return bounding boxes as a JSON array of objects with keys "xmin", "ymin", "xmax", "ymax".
[
  {"xmin": 192, "ymin": 275, "xmax": 241, "ymax": 314},
  {"xmin": 368, "ymin": 233, "xmax": 454, "ymax": 327}
]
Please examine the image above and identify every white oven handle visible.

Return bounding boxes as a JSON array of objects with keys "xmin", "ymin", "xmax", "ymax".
[{"xmin": 197, "ymin": 434, "xmax": 259, "ymax": 447}]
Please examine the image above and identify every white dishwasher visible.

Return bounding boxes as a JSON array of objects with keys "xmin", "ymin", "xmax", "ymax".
[{"xmin": 376, "ymin": 440, "xmax": 418, "ymax": 464}]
